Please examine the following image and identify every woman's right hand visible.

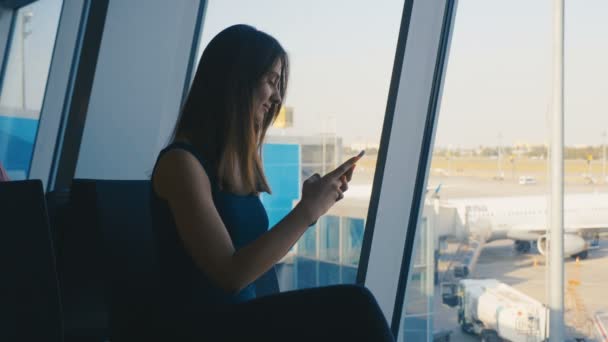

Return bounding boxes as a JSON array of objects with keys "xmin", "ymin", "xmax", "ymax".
[{"xmin": 297, "ymin": 153, "xmax": 363, "ymax": 224}]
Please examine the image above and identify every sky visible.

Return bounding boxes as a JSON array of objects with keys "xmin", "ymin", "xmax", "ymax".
[
  {"xmin": 6, "ymin": 0, "xmax": 608, "ymax": 148},
  {"xmin": 199, "ymin": 0, "xmax": 608, "ymax": 148},
  {"xmin": 438, "ymin": 0, "xmax": 608, "ymax": 148}
]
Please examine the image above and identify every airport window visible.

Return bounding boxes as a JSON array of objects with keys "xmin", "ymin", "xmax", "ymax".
[
  {"xmin": 0, "ymin": 0, "xmax": 62, "ymax": 180},
  {"xmin": 342, "ymin": 216, "xmax": 365, "ymax": 266},
  {"xmin": 197, "ymin": 1, "xmax": 402, "ymax": 291},
  {"xmin": 319, "ymin": 215, "xmax": 340, "ymax": 264},
  {"xmin": 297, "ymin": 226, "xmax": 317, "ymax": 259},
  {"xmin": 400, "ymin": 217, "xmax": 434, "ymax": 342},
  {"xmin": 405, "ymin": 1, "xmax": 608, "ymax": 341}
]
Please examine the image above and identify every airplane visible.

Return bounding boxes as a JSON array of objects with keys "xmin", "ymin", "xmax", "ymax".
[{"xmin": 439, "ymin": 193, "xmax": 608, "ymax": 259}]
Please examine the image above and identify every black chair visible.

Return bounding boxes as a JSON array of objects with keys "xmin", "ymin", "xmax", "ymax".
[
  {"xmin": 56, "ymin": 180, "xmax": 108, "ymax": 341},
  {"xmin": 45, "ymin": 187, "xmax": 71, "ymax": 266},
  {"xmin": 55, "ymin": 179, "xmax": 155, "ymax": 341},
  {"xmin": 0, "ymin": 180, "xmax": 64, "ymax": 342},
  {"xmin": 91, "ymin": 179, "xmax": 159, "ymax": 341},
  {"xmin": 66, "ymin": 179, "xmax": 281, "ymax": 340},
  {"xmin": 91, "ymin": 179, "xmax": 280, "ymax": 338}
]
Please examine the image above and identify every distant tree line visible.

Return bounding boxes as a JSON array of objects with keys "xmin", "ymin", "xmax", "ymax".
[{"xmin": 433, "ymin": 145, "xmax": 606, "ymax": 160}]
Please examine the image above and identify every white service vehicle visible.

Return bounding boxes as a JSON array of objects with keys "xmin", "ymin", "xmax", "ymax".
[
  {"xmin": 442, "ymin": 279, "xmax": 548, "ymax": 342},
  {"xmin": 518, "ymin": 176, "xmax": 537, "ymax": 185}
]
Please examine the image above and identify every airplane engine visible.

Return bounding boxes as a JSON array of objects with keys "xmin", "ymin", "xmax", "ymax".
[{"xmin": 537, "ymin": 234, "xmax": 587, "ymax": 258}]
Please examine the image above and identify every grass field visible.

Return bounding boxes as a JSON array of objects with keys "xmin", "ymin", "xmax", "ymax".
[
  {"xmin": 348, "ymin": 154, "xmax": 608, "ymax": 185},
  {"xmin": 430, "ymin": 157, "xmax": 607, "ymax": 184}
]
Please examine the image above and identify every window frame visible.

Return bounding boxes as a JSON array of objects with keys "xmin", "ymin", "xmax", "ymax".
[{"xmin": 356, "ymin": 0, "xmax": 458, "ymax": 335}]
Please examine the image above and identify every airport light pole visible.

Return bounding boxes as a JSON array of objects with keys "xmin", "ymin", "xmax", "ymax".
[
  {"xmin": 549, "ymin": 0, "xmax": 565, "ymax": 341},
  {"xmin": 21, "ymin": 11, "xmax": 33, "ymax": 110},
  {"xmin": 602, "ymin": 130, "xmax": 606, "ymax": 183},
  {"xmin": 498, "ymin": 132, "xmax": 503, "ymax": 179},
  {"xmin": 322, "ymin": 118, "xmax": 327, "ymax": 176}
]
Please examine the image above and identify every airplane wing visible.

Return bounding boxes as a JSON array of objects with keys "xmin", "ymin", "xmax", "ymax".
[
  {"xmin": 505, "ymin": 224, "xmax": 545, "ymax": 241},
  {"xmin": 506, "ymin": 224, "xmax": 608, "ymax": 240},
  {"xmin": 564, "ymin": 224, "xmax": 608, "ymax": 235}
]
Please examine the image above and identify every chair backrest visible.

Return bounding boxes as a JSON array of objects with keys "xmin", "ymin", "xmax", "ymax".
[
  {"xmin": 68, "ymin": 178, "xmax": 280, "ymax": 340},
  {"xmin": 91, "ymin": 179, "xmax": 159, "ymax": 340},
  {"xmin": 0, "ymin": 180, "xmax": 63, "ymax": 342},
  {"xmin": 92, "ymin": 179, "xmax": 281, "ymax": 329},
  {"xmin": 59, "ymin": 180, "xmax": 108, "ymax": 340},
  {"xmin": 64, "ymin": 179, "xmax": 158, "ymax": 340}
]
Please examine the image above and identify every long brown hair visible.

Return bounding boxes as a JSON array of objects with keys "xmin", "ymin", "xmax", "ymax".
[{"xmin": 174, "ymin": 25, "xmax": 289, "ymax": 195}]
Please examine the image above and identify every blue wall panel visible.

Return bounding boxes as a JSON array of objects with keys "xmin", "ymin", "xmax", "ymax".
[
  {"xmin": 0, "ymin": 115, "xmax": 38, "ymax": 174},
  {"xmin": 261, "ymin": 143, "xmax": 300, "ymax": 228}
]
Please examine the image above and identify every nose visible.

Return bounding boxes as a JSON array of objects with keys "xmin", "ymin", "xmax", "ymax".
[{"xmin": 270, "ymin": 83, "xmax": 281, "ymax": 104}]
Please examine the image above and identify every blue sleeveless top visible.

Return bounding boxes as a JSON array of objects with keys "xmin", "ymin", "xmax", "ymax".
[{"xmin": 150, "ymin": 142, "xmax": 269, "ymax": 316}]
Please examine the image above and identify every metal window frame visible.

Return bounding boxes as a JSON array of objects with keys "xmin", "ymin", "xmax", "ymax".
[
  {"xmin": 391, "ymin": 1, "xmax": 457, "ymax": 334},
  {"xmin": 48, "ymin": 0, "xmax": 108, "ymax": 190},
  {"xmin": 25, "ymin": 0, "xmax": 66, "ymax": 180},
  {"xmin": 27, "ymin": 0, "xmax": 108, "ymax": 190},
  {"xmin": 180, "ymin": 0, "xmax": 207, "ymax": 106},
  {"xmin": 356, "ymin": 0, "xmax": 458, "ymax": 337},
  {"xmin": 42, "ymin": 0, "xmax": 91, "ymax": 187},
  {"xmin": 29, "ymin": 0, "xmax": 207, "ymax": 190},
  {"xmin": 28, "ymin": 0, "xmax": 94, "ymax": 189},
  {"xmin": 356, "ymin": 0, "xmax": 415, "ymax": 287}
]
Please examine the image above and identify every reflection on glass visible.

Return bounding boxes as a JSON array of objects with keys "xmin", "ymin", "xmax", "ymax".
[
  {"xmin": 343, "ymin": 217, "xmax": 365, "ymax": 266},
  {"xmin": 319, "ymin": 215, "xmax": 340, "ymax": 263},
  {"xmin": 0, "ymin": 0, "xmax": 62, "ymax": 180},
  {"xmin": 298, "ymin": 228, "xmax": 317, "ymax": 259}
]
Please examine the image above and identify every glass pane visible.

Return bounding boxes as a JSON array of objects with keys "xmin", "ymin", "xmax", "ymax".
[
  {"xmin": 401, "ymin": 218, "xmax": 433, "ymax": 342},
  {"xmin": 0, "ymin": 0, "xmax": 62, "ymax": 180},
  {"xmin": 563, "ymin": 2, "xmax": 608, "ymax": 341},
  {"xmin": 400, "ymin": 1, "xmax": 552, "ymax": 341},
  {"xmin": 395, "ymin": 1, "xmax": 599, "ymax": 341},
  {"xmin": 343, "ymin": 216, "xmax": 365, "ymax": 266},
  {"xmin": 198, "ymin": 1, "xmax": 402, "ymax": 291},
  {"xmin": 319, "ymin": 215, "xmax": 340, "ymax": 263}
]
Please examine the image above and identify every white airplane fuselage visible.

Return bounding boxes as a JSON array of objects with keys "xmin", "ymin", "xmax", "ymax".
[{"xmin": 445, "ymin": 193, "xmax": 608, "ymax": 256}]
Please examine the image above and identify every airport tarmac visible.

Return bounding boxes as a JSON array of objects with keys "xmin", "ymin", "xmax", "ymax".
[
  {"xmin": 428, "ymin": 175, "xmax": 608, "ymax": 199},
  {"xmin": 434, "ymin": 239, "xmax": 608, "ymax": 341},
  {"xmin": 425, "ymin": 174, "xmax": 608, "ymax": 341},
  {"xmin": 344, "ymin": 162, "xmax": 608, "ymax": 340}
]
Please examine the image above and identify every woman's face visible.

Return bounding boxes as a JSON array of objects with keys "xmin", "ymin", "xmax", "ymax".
[{"xmin": 253, "ymin": 59, "xmax": 282, "ymax": 131}]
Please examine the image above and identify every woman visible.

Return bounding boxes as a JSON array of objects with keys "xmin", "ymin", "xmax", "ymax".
[
  {"xmin": 151, "ymin": 24, "xmax": 393, "ymax": 341},
  {"xmin": 0, "ymin": 161, "xmax": 9, "ymax": 182}
]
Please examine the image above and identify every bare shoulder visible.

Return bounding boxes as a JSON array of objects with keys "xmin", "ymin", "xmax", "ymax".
[{"xmin": 153, "ymin": 148, "xmax": 212, "ymax": 201}]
